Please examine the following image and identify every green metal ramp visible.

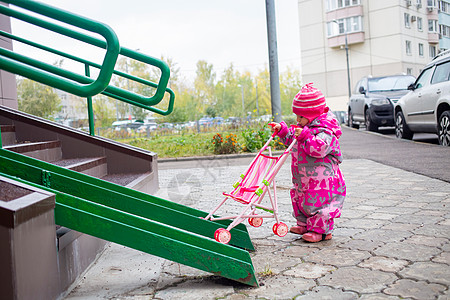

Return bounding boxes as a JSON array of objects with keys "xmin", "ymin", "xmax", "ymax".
[{"xmin": 0, "ymin": 148, "xmax": 258, "ymax": 286}]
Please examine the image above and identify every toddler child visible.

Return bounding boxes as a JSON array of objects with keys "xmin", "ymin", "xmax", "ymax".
[{"xmin": 270, "ymin": 83, "xmax": 346, "ymax": 242}]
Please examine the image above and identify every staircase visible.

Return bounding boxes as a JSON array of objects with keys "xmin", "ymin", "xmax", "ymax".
[{"xmin": 0, "ymin": 105, "xmax": 158, "ymax": 193}]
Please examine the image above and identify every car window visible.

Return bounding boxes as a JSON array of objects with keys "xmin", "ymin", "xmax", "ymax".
[
  {"xmin": 354, "ymin": 79, "xmax": 363, "ymax": 93},
  {"xmin": 431, "ymin": 61, "xmax": 450, "ymax": 84},
  {"xmin": 368, "ymin": 76, "xmax": 415, "ymax": 92},
  {"xmin": 415, "ymin": 67, "xmax": 434, "ymax": 89}
]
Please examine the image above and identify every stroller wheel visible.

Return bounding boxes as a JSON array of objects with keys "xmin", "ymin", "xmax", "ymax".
[
  {"xmin": 273, "ymin": 222, "xmax": 288, "ymax": 237},
  {"xmin": 214, "ymin": 228, "xmax": 231, "ymax": 244},
  {"xmin": 248, "ymin": 217, "xmax": 263, "ymax": 227}
]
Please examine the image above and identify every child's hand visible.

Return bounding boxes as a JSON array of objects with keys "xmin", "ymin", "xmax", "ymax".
[
  {"xmin": 294, "ymin": 127, "xmax": 303, "ymax": 137},
  {"xmin": 268, "ymin": 122, "xmax": 281, "ymax": 132}
]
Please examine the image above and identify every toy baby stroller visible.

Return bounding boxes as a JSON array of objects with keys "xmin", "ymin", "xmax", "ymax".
[{"xmin": 204, "ymin": 125, "xmax": 297, "ymax": 244}]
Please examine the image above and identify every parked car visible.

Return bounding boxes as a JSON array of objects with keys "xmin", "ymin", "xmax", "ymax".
[
  {"xmin": 198, "ymin": 117, "xmax": 213, "ymax": 127},
  {"xmin": 347, "ymin": 75, "xmax": 415, "ymax": 131},
  {"xmin": 395, "ymin": 51, "xmax": 450, "ymax": 146},
  {"xmin": 333, "ymin": 111, "xmax": 348, "ymax": 124}
]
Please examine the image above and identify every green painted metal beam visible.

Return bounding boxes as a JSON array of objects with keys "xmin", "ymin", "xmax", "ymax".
[
  {"xmin": 0, "ymin": 148, "xmax": 253, "ymax": 250},
  {"xmin": 0, "ymin": 150, "xmax": 254, "ymax": 251},
  {"xmin": 0, "ymin": 172, "xmax": 257, "ymax": 286},
  {"xmin": 56, "ymin": 203, "xmax": 258, "ymax": 286}
]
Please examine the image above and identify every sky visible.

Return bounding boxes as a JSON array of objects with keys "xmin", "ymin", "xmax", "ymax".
[{"xmin": 9, "ymin": 0, "xmax": 301, "ymax": 82}]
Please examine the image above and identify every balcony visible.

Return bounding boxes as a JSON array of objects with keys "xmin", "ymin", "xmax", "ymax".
[
  {"xmin": 428, "ymin": 32, "xmax": 440, "ymax": 44},
  {"xmin": 328, "ymin": 31, "xmax": 365, "ymax": 48},
  {"xmin": 326, "ymin": 5, "xmax": 363, "ymax": 22}
]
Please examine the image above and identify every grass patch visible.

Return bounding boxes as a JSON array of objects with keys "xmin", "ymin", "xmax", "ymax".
[
  {"xmin": 116, "ymin": 123, "xmax": 286, "ymax": 158},
  {"xmin": 125, "ymin": 131, "xmax": 243, "ymax": 158}
]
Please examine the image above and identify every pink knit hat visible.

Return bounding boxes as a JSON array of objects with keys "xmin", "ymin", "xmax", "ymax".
[{"xmin": 292, "ymin": 83, "xmax": 327, "ymax": 121}]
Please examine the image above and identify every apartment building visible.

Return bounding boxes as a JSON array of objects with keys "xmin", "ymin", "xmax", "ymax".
[{"xmin": 298, "ymin": 0, "xmax": 450, "ymax": 110}]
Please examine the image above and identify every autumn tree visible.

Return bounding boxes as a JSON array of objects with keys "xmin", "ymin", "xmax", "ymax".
[
  {"xmin": 215, "ymin": 64, "xmax": 241, "ymax": 118},
  {"xmin": 280, "ymin": 66, "xmax": 302, "ymax": 116},
  {"xmin": 253, "ymin": 67, "xmax": 272, "ymax": 117},
  {"xmin": 93, "ymin": 95, "xmax": 115, "ymax": 128},
  {"xmin": 154, "ymin": 56, "xmax": 193, "ymax": 123},
  {"xmin": 17, "ymin": 78, "xmax": 61, "ymax": 119},
  {"xmin": 194, "ymin": 60, "xmax": 216, "ymax": 117}
]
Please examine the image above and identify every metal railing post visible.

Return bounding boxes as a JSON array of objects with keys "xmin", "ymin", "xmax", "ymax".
[{"xmin": 85, "ymin": 64, "xmax": 95, "ymax": 136}]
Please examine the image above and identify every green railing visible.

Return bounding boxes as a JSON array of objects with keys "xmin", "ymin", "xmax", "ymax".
[{"xmin": 0, "ymin": 0, "xmax": 174, "ymax": 137}]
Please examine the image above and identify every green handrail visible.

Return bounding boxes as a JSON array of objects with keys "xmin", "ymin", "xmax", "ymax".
[
  {"xmin": 0, "ymin": 0, "xmax": 120, "ymax": 97},
  {"xmin": 0, "ymin": 1, "xmax": 171, "ymax": 106},
  {"xmin": 0, "ymin": 44, "xmax": 174, "ymax": 115},
  {"xmin": 0, "ymin": 0, "xmax": 175, "ymax": 137}
]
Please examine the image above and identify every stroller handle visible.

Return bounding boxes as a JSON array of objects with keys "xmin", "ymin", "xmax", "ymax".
[{"xmin": 268, "ymin": 123, "xmax": 279, "ymax": 138}]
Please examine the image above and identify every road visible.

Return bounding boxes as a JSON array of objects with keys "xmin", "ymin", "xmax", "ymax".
[
  {"xmin": 340, "ymin": 125, "xmax": 450, "ymax": 183},
  {"xmin": 361, "ymin": 126, "xmax": 439, "ymax": 145}
]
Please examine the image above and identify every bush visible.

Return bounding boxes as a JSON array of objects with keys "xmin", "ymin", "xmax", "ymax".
[
  {"xmin": 241, "ymin": 123, "xmax": 285, "ymax": 153},
  {"xmin": 211, "ymin": 133, "xmax": 240, "ymax": 154}
]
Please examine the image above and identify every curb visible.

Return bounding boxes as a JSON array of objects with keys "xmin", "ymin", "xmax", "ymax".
[{"xmin": 158, "ymin": 151, "xmax": 286, "ymax": 163}]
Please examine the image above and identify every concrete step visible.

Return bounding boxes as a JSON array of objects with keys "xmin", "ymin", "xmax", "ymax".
[
  {"xmin": 53, "ymin": 156, "xmax": 108, "ymax": 178},
  {"xmin": 3, "ymin": 140, "xmax": 62, "ymax": 162},
  {"xmin": 0, "ymin": 125, "xmax": 16, "ymax": 146},
  {"xmin": 102, "ymin": 172, "xmax": 150, "ymax": 187}
]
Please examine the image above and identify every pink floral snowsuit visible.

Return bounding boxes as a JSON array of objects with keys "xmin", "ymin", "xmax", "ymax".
[{"xmin": 277, "ymin": 110, "xmax": 346, "ymax": 234}]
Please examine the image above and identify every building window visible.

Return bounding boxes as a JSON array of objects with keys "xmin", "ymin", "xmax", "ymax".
[
  {"xmin": 427, "ymin": 0, "xmax": 437, "ymax": 8},
  {"xmin": 439, "ymin": 0, "xmax": 450, "ymax": 12},
  {"xmin": 417, "ymin": 17, "xmax": 423, "ymax": 31},
  {"xmin": 406, "ymin": 40, "xmax": 412, "ymax": 55},
  {"xmin": 440, "ymin": 24, "xmax": 450, "ymax": 37},
  {"xmin": 327, "ymin": 16, "xmax": 363, "ymax": 36},
  {"xmin": 405, "ymin": 13, "xmax": 411, "ymax": 28},
  {"xmin": 429, "ymin": 19, "xmax": 438, "ymax": 32},
  {"xmin": 417, "ymin": 0, "xmax": 422, "ymax": 7},
  {"xmin": 407, "ymin": 68, "xmax": 413, "ymax": 75},
  {"xmin": 430, "ymin": 45, "xmax": 437, "ymax": 57},
  {"xmin": 326, "ymin": 0, "xmax": 360, "ymax": 11},
  {"xmin": 419, "ymin": 43, "xmax": 424, "ymax": 56}
]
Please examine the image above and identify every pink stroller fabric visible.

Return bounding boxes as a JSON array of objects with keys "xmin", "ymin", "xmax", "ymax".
[
  {"xmin": 205, "ymin": 130, "xmax": 296, "ymax": 244},
  {"xmin": 224, "ymin": 153, "xmax": 279, "ymax": 205}
]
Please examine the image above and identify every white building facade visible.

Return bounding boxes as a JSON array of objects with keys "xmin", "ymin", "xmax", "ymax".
[{"xmin": 298, "ymin": 0, "xmax": 450, "ymax": 110}]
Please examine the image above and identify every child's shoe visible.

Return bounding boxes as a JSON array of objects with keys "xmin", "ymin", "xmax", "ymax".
[
  {"xmin": 290, "ymin": 225, "xmax": 307, "ymax": 235},
  {"xmin": 302, "ymin": 232, "xmax": 332, "ymax": 242}
]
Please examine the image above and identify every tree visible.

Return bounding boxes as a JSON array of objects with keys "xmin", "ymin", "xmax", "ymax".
[
  {"xmin": 280, "ymin": 66, "xmax": 302, "ymax": 116},
  {"xmin": 194, "ymin": 60, "xmax": 216, "ymax": 116},
  {"xmin": 153, "ymin": 56, "xmax": 192, "ymax": 123},
  {"xmin": 254, "ymin": 67, "xmax": 272, "ymax": 116},
  {"xmin": 93, "ymin": 95, "xmax": 115, "ymax": 127},
  {"xmin": 215, "ymin": 64, "xmax": 240, "ymax": 117},
  {"xmin": 17, "ymin": 78, "xmax": 61, "ymax": 119},
  {"xmin": 205, "ymin": 106, "xmax": 217, "ymax": 118}
]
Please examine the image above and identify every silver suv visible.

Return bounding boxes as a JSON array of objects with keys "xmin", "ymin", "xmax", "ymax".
[{"xmin": 395, "ymin": 50, "xmax": 450, "ymax": 146}]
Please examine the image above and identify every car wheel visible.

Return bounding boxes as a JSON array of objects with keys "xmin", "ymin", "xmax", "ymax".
[
  {"xmin": 365, "ymin": 108, "xmax": 378, "ymax": 132},
  {"xmin": 347, "ymin": 109, "xmax": 359, "ymax": 129},
  {"xmin": 395, "ymin": 111, "xmax": 413, "ymax": 140},
  {"xmin": 438, "ymin": 110, "xmax": 450, "ymax": 146}
]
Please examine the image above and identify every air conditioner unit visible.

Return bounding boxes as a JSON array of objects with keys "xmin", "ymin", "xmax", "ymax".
[
  {"xmin": 427, "ymin": 6, "xmax": 434, "ymax": 11},
  {"xmin": 417, "ymin": 3, "xmax": 422, "ymax": 8},
  {"xmin": 411, "ymin": 15, "xmax": 417, "ymax": 22}
]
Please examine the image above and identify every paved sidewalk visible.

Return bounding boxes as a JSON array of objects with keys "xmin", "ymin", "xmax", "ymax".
[{"xmin": 65, "ymin": 156, "xmax": 450, "ymax": 300}]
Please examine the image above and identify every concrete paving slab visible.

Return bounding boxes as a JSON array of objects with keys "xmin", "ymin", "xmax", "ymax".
[{"xmin": 64, "ymin": 158, "xmax": 450, "ymax": 300}]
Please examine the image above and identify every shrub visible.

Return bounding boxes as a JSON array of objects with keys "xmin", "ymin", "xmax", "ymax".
[
  {"xmin": 211, "ymin": 133, "xmax": 240, "ymax": 154},
  {"xmin": 241, "ymin": 123, "xmax": 285, "ymax": 153}
]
